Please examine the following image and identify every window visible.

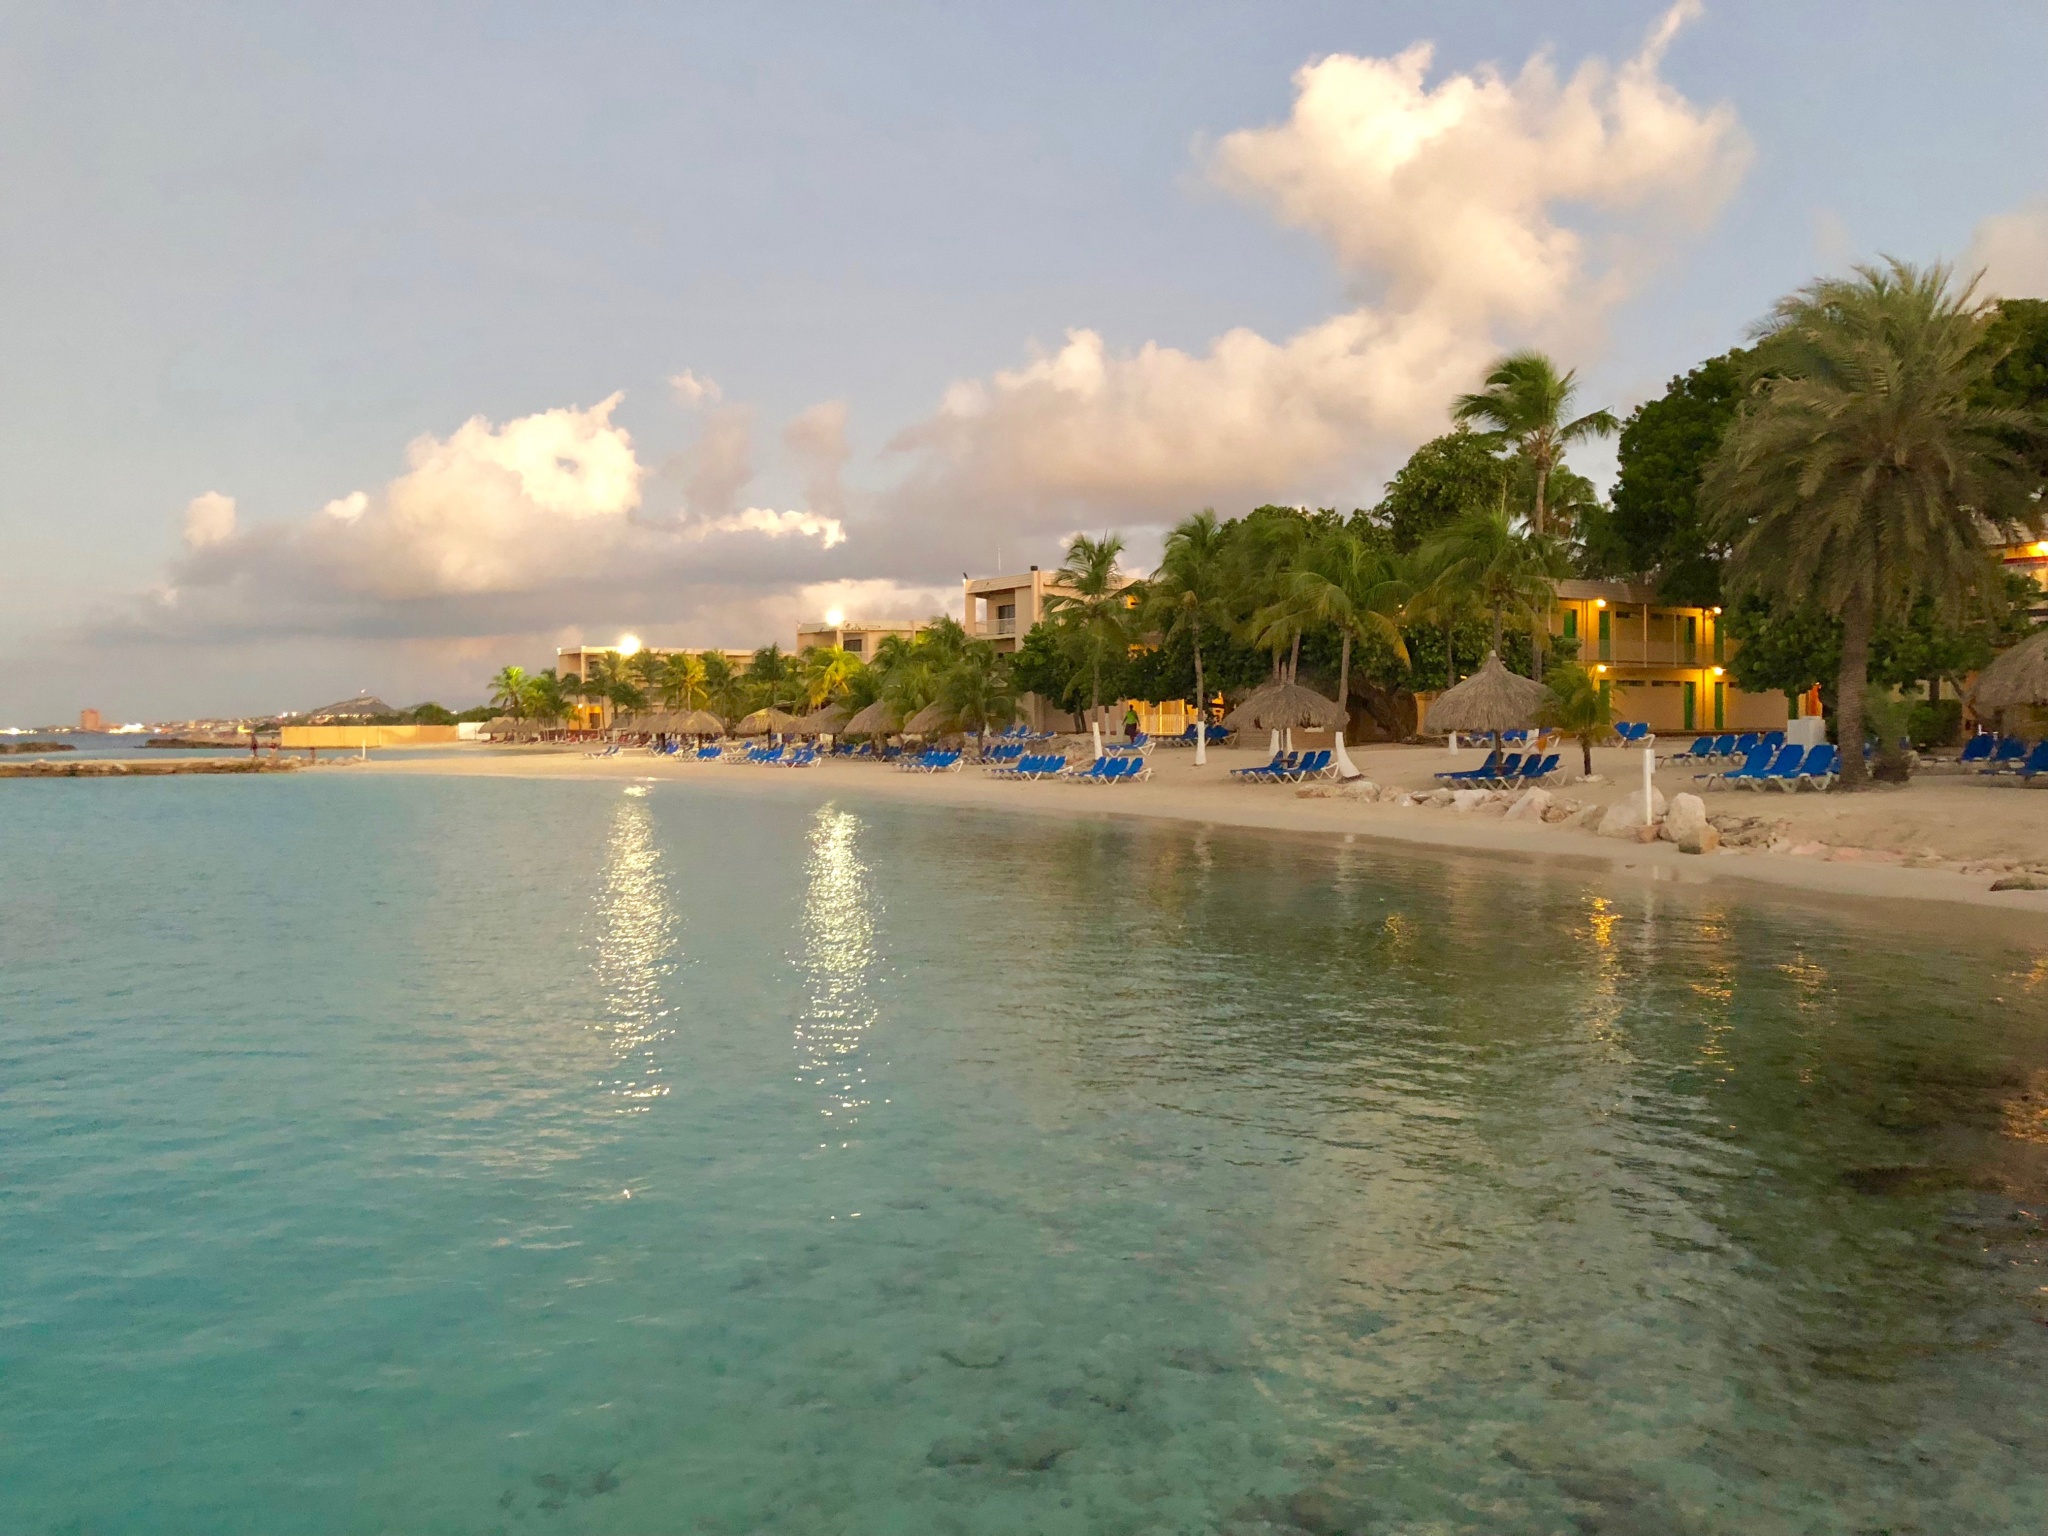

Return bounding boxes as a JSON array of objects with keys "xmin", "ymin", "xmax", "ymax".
[
  {"xmin": 1563, "ymin": 610, "xmax": 1578, "ymax": 639},
  {"xmin": 844, "ymin": 636, "xmax": 863, "ymax": 653},
  {"xmin": 996, "ymin": 604, "xmax": 1014, "ymax": 620}
]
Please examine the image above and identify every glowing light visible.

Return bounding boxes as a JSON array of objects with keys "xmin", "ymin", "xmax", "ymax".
[
  {"xmin": 617, "ymin": 634, "xmax": 641, "ymax": 656},
  {"xmin": 1595, "ymin": 598, "xmax": 1608, "ymax": 608},
  {"xmin": 1711, "ymin": 605, "xmax": 1723, "ymax": 615},
  {"xmin": 1596, "ymin": 664, "xmax": 1608, "ymax": 673},
  {"xmin": 1710, "ymin": 666, "xmax": 1725, "ymax": 677},
  {"xmin": 2034, "ymin": 542, "xmax": 2048, "ymax": 557},
  {"xmin": 825, "ymin": 608, "xmax": 846, "ymax": 628}
]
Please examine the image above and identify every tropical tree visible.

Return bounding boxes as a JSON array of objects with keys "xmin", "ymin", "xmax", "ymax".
[
  {"xmin": 934, "ymin": 642, "xmax": 1018, "ymax": 739},
  {"xmin": 1271, "ymin": 524, "xmax": 1410, "ymax": 717},
  {"xmin": 1043, "ymin": 533, "xmax": 1139, "ymax": 717},
  {"xmin": 701, "ymin": 650, "xmax": 748, "ymax": 724},
  {"xmin": 1371, "ymin": 427, "xmax": 1515, "ymax": 554},
  {"xmin": 488, "ymin": 664, "xmax": 531, "ymax": 718},
  {"xmin": 799, "ymin": 646, "xmax": 866, "ymax": 710},
  {"xmin": 1537, "ymin": 662, "xmax": 1613, "ymax": 777},
  {"xmin": 527, "ymin": 668, "xmax": 574, "ymax": 723},
  {"xmin": 743, "ymin": 644, "xmax": 801, "ymax": 711},
  {"xmin": 658, "ymin": 651, "xmax": 709, "ymax": 711},
  {"xmin": 1414, "ymin": 506, "xmax": 1567, "ymax": 670},
  {"xmin": 1144, "ymin": 510, "xmax": 1233, "ymax": 724},
  {"xmin": 1453, "ymin": 350, "xmax": 1619, "ymax": 538},
  {"xmin": 1703, "ymin": 258, "xmax": 2048, "ymax": 788}
]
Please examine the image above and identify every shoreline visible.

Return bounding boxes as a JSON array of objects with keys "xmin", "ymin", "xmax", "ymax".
[{"xmin": 355, "ymin": 743, "xmax": 2048, "ymax": 920}]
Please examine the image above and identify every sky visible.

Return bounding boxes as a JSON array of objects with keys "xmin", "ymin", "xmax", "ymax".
[{"xmin": 5, "ymin": 1, "xmax": 2048, "ymax": 723}]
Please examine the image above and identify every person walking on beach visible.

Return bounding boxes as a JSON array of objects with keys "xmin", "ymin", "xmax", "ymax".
[{"xmin": 1123, "ymin": 704, "xmax": 1140, "ymax": 744}]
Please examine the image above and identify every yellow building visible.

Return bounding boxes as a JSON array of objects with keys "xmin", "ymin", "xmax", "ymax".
[
  {"xmin": 961, "ymin": 567, "xmax": 1140, "ymax": 655},
  {"xmin": 793, "ymin": 618, "xmax": 924, "ymax": 657},
  {"xmin": 556, "ymin": 643, "xmax": 756, "ymax": 728},
  {"xmin": 1547, "ymin": 579, "xmax": 1786, "ymax": 734}
]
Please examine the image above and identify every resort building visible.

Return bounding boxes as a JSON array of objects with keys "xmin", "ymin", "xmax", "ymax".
[
  {"xmin": 792, "ymin": 618, "xmax": 924, "ymax": 657},
  {"xmin": 962, "ymin": 567, "xmax": 1140, "ymax": 654},
  {"xmin": 555, "ymin": 644, "xmax": 754, "ymax": 683},
  {"xmin": 1541, "ymin": 580, "xmax": 1786, "ymax": 735}
]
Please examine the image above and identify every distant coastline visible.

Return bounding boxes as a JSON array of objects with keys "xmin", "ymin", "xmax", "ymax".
[{"xmin": 0, "ymin": 741, "xmax": 74, "ymax": 754}]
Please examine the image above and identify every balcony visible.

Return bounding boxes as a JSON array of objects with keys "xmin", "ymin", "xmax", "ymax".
[
  {"xmin": 992, "ymin": 617, "xmax": 1016, "ymax": 636},
  {"xmin": 1590, "ymin": 638, "xmax": 1715, "ymax": 669}
]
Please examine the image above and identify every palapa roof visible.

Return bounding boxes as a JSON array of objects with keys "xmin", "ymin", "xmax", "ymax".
[
  {"xmin": 795, "ymin": 702, "xmax": 851, "ymax": 734},
  {"xmin": 1423, "ymin": 651, "xmax": 1554, "ymax": 734},
  {"xmin": 903, "ymin": 700, "xmax": 952, "ymax": 735},
  {"xmin": 841, "ymin": 700, "xmax": 901, "ymax": 736},
  {"xmin": 1223, "ymin": 680, "xmax": 1347, "ymax": 732},
  {"xmin": 735, "ymin": 706, "xmax": 803, "ymax": 736},
  {"xmin": 1969, "ymin": 629, "xmax": 2048, "ymax": 712},
  {"xmin": 675, "ymin": 709, "xmax": 726, "ymax": 735}
]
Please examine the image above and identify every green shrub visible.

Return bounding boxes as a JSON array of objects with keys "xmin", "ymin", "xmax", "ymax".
[{"xmin": 1905, "ymin": 698, "xmax": 1962, "ymax": 749}]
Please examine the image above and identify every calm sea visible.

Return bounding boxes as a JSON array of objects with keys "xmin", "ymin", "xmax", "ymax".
[{"xmin": 3, "ymin": 773, "xmax": 2046, "ymax": 1534}]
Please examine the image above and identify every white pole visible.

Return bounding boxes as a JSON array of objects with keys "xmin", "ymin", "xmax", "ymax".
[
  {"xmin": 1193, "ymin": 717, "xmax": 1206, "ymax": 767},
  {"xmin": 1091, "ymin": 719, "xmax": 1103, "ymax": 760},
  {"xmin": 1284, "ymin": 726, "xmax": 1294, "ymax": 752},
  {"xmin": 1641, "ymin": 745, "xmax": 1655, "ymax": 825},
  {"xmin": 1449, "ymin": 731, "xmax": 1459, "ymax": 756},
  {"xmin": 1268, "ymin": 727, "xmax": 1280, "ymax": 757}
]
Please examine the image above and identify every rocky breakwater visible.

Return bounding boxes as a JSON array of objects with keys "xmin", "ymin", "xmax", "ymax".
[
  {"xmin": 0, "ymin": 740, "xmax": 75, "ymax": 753},
  {"xmin": 0, "ymin": 757, "xmax": 301, "ymax": 778}
]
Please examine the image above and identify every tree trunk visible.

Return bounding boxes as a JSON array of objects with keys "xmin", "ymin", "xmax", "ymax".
[
  {"xmin": 1491, "ymin": 608, "xmax": 1504, "ymax": 657},
  {"xmin": 1580, "ymin": 732, "xmax": 1593, "ymax": 777},
  {"xmin": 1834, "ymin": 591, "xmax": 1873, "ymax": 790},
  {"xmin": 1445, "ymin": 622, "xmax": 1456, "ymax": 686},
  {"xmin": 1288, "ymin": 633, "xmax": 1300, "ymax": 685},
  {"xmin": 1532, "ymin": 460, "xmax": 1548, "ymax": 539},
  {"xmin": 1191, "ymin": 622, "xmax": 1205, "ymax": 736}
]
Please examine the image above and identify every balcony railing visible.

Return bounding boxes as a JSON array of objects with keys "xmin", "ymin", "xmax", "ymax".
[
  {"xmin": 993, "ymin": 617, "xmax": 1017, "ymax": 636},
  {"xmin": 1591, "ymin": 638, "xmax": 1714, "ymax": 668}
]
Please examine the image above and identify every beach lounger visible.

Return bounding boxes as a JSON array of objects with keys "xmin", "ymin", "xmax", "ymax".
[
  {"xmin": 1959, "ymin": 733, "xmax": 1996, "ymax": 765},
  {"xmin": 2013, "ymin": 741, "xmax": 2048, "ymax": 780},
  {"xmin": 1668, "ymin": 736, "xmax": 1715, "ymax": 763},
  {"xmin": 1702, "ymin": 745, "xmax": 1774, "ymax": 789},
  {"xmin": 1981, "ymin": 736, "xmax": 2029, "ymax": 774},
  {"xmin": 1233, "ymin": 752, "xmax": 1291, "ymax": 781},
  {"xmin": 1746, "ymin": 745, "xmax": 1808, "ymax": 790},
  {"xmin": 1516, "ymin": 753, "xmax": 1560, "ymax": 784},
  {"xmin": 1790, "ymin": 743, "xmax": 1838, "ymax": 789},
  {"xmin": 1436, "ymin": 750, "xmax": 1501, "ymax": 783}
]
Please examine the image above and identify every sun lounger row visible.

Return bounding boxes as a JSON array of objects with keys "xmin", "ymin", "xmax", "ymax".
[
  {"xmin": 733, "ymin": 744, "xmax": 819, "ymax": 767},
  {"xmin": 897, "ymin": 749, "xmax": 962, "ymax": 773},
  {"xmin": 1434, "ymin": 750, "xmax": 1560, "ymax": 787},
  {"xmin": 1975, "ymin": 736, "xmax": 2048, "ymax": 777},
  {"xmin": 1153, "ymin": 723, "xmax": 1236, "ymax": 748},
  {"xmin": 1666, "ymin": 730, "xmax": 1787, "ymax": 764},
  {"xmin": 1065, "ymin": 755, "xmax": 1149, "ymax": 782},
  {"xmin": 1612, "ymin": 721, "xmax": 1654, "ymax": 746},
  {"xmin": 987, "ymin": 753, "xmax": 1068, "ymax": 779},
  {"xmin": 1229, "ymin": 749, "xmax": 1334, "ymax": 783},
  {"xmin": 1697, "ymin": 742, "xmax": 1836, "ymax": 790}
]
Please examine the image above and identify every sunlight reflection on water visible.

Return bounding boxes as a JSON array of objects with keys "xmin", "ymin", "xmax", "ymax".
[
  {"xmin": 590, "ymin": 789, "xmax": 675, "ymax": 1109},
  {"xmin": 796, "ymin": 803, "xmax": 879, "ymax": 1144}
]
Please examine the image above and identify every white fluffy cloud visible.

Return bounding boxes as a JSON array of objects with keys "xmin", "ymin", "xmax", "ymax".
[
  {"xmin": 888, "ymin": 2, "xmax": 1746, "ymax": 532},
  {"xmin": 668, "ymin": 369, "xmax": 723, "ymax": 407},
  {"xmin": 1966, "ymin": 201, "xmax": 2048, "ymax": 299},
  {"xmin": 183, "ymin": 491, "xmax": 236, "ymax": 549},
  {"xmin": 115, "ymin": 394, "xmax": 857, "ymax": 644}
]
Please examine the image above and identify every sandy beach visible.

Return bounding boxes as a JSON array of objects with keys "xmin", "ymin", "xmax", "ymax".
[{"xmin": 350, "ymin": 739, "xmax": 2048, "ymax": 919}]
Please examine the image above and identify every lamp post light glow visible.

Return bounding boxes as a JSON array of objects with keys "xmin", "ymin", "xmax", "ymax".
[
  {"xmin": 825, "ymin": 608, "xmax": 846, "ymax": 628},
  {"xmin": 617, "ymin": 634, "xmax": 641, "ymax": 657}
]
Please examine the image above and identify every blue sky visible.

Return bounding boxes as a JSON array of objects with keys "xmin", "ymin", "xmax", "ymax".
[{"xmin": 5, "ymin": 1, "xmax": 2047, "ymax": 721}]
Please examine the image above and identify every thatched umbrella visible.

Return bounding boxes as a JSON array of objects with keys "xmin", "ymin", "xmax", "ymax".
[
  {"xmin": 676, "ymin": 709, "xmax": 726, "ymax": 737},
  {"xmin": 795, "ymin": 702, "xmax": 850, "ymax": 735},
  {"xmin": 1969, "ymin": 630, "xmax": 2048, "ymax": 719},
  {"xmin": 1423, "ymin": 651, "xmax": 1553, "ymax": 737},
  {"xmin": 1223, "ymin": 680, "xmax": 1347, "ymax": 733},
  {"xmin": 736, "ymin": 706, "xmax": 803, "ymax": 737},
  {"xmin": 904, "ymin": 701, "xmax": 952, "ymax": 736},
  {"xmin": 842, "ymin": 700, "xmax": 899, "ymax": 737}
]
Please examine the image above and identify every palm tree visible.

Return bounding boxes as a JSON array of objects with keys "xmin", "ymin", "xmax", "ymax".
[
  {"xmin": 1704, "ymin": 258, "xmax": 2048, "ymax": 788},
  {"xmin": 1145, "ymin": 510, "xmax": 1233, "ymax": 724},
  {"xmin": 1538, "ymin": 662, "xmax": 1612, "ymax": 777},
  {"xmin": 659, "ymin": 652, "xmax": 709, "ymax": 711},
  {"xmin": 1415, "ymin": 506, "xmax": 1566, "ymax": 667},
  {"xmin": 700, "ymin": 650, "xmax": 747, "ymax": 725},
  {"xmin": 799, "ymin": 646, "xmax": 865, "ymax": 710},
  {"xmin": 935, "ymin": 643, "xmax": 1018, "ymax": 741},
  {"xmin": 488, "ymin": 665, "xmax": 531, "ymax": 719},
  {"xmin": 527, "ymin": 668, "xmax": 574, "ymax": 724},
  {"xmin": 1453, "ymin": 350, "xmax": 1618, "ymax": 538},
  {"xmin": 1043, "ymin": 534, "xmax": 1138, "ymax": 719},
  {"xmin": 743, "ymin": 644, "xmax": 801, "ymax": 710},
  {"xmin": 1227, "ymin": 510, "xmax": 1314, "ymax": 682},
  {"xmin": 1270, "ymin": 525, "xmax": 1410, "ymax": 719}
]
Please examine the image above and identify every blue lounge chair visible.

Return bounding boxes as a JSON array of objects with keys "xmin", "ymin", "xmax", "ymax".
[
  {"xmin": 1280, "ymin": 749, "xmax": 1332, "ymax": 782},
  {"xmin": 1788, "ymin": 743, "xmax": 1838, "ymax": 789},
  {"xmin": 1234, "ymin": 751, "xmax": 1292, "ymax": 782},
  {"xmin": 1669, "ymin": 736, "xmax": 1716, "ymax": 763},
  {"xmin": 1745, "ymin": 745, "xmax": 1808, "ymax": 790},
  {"xmin": 1517, "ymin": 752, "xmax": 1560, "ymax": 784},
  {"xmin": 1436, "ymin": 750, "xmax": 1502, "ymax": 782},
  {"xmin": 1981, "ymin": 736, "xmax": 2029, "ymax": 774},
  {"xmin": 1475, "ymin": 752, "xmax": 1524, "ymax": 785},
  {"xmin": 1064, "ymin": 757, "xmax": 1116, "ymax": 783},
  {"xmin": 1959, "ymin": 733, "xmax": 1995, "ymax": 765},
  {"xmin": 2015, "ymin": 741, "xmax": 2048, "ymax": 780},
  {"xmin": 1702, "ymin": 744, "xmax": 1773, "ymax": 789}
]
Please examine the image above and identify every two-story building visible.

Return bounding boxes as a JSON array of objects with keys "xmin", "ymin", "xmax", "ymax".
[
  {"xmin": 1544, "ymin": 580, "xmax": 1788, "ymax": 735},
  {"xmin": 792, "ymin": 618, "xmax": 925, "ymax": 658}
]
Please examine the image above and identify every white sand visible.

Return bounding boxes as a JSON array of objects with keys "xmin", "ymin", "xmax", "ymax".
[{"xmin": 353, "ymin": 740, "xmax": 2048, "ymax": 921}]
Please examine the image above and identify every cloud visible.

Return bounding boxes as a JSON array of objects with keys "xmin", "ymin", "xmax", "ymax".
[
  {"xmin": 684, "ymin": 507, "xmax": 847, "ymax": 549},
  {"xmin": 1965, "ymin": 201, "xmax": 2048, "ymax": 299},
  {"xmin": 106, "ymin": 394, "xmax": 855, "ymax": 646},
  {"xmin": 885, "ymin": 2, "xmax": 1746, "ymax": 543},
  {"xmin": 183, "ymin": 491, "xmax": 236, "ymax": 548},
  {"xmin": 784, "ymin": 400, "xmax": 851, "ymax": 519},
  {"xmin": 668, "ymin": 369, "xmax": 723, "ymax": 407}
]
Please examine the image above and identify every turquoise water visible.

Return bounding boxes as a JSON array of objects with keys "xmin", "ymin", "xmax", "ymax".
[{"xmin": 3, "ymin": 774, "xmax": 2047, "ymax": 1535}]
